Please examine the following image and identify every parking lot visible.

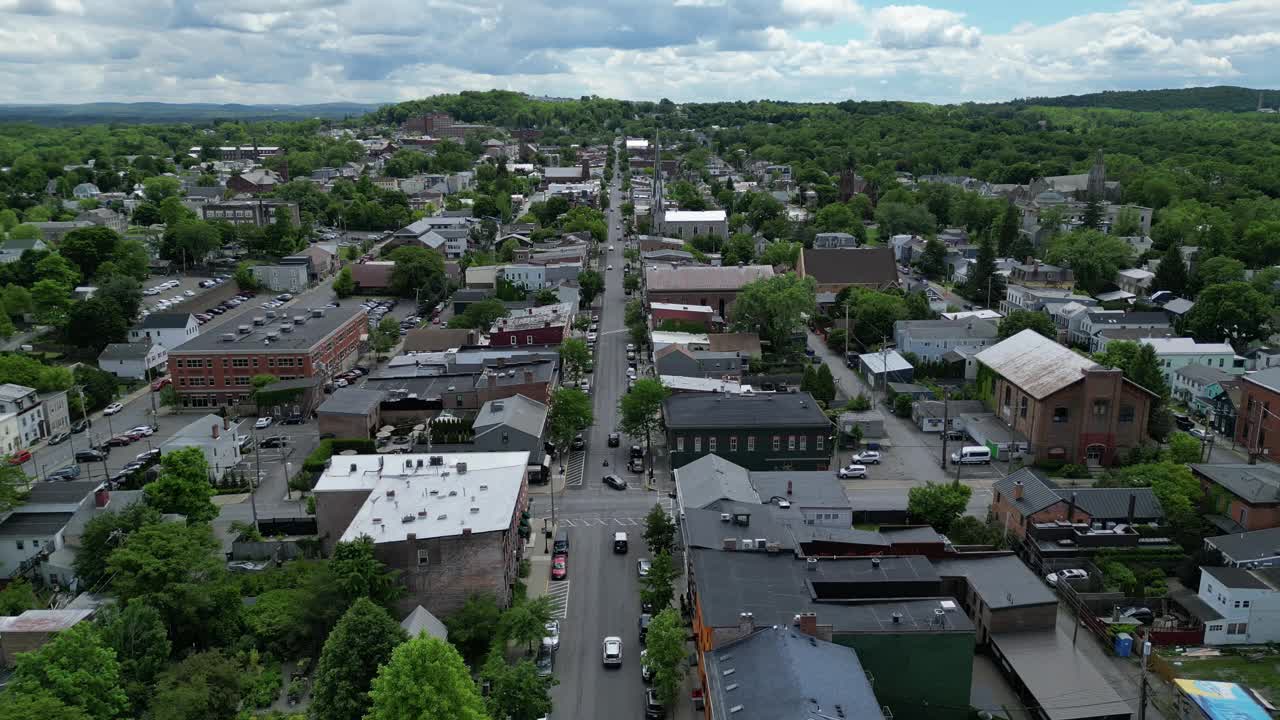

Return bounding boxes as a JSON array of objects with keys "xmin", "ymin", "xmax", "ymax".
[{"xmin": 140, "ymin": 273, "xmax": 232, "ymax": 315}]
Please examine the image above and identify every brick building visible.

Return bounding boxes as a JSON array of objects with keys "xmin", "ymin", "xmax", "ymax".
[
  {"xmin": 166, "ymin": 305, "xmax": 367, "ymax": 410},
  {"xmin": 201, "ymin": 200, "xmax": 300, "ymax": 228},
  {"xmin": 487, "ymin": 303, "xmax": 573, "ymax": 347},
  {"xmin": 1236, "ymin": 367, "xmax": 1280, "ymax": 459},
  {"xmin": 1191, "ymin": 463, "xmax": 1280, "ymax": 534},
  {"xmin": 312, "ymin": 452, "xmax": 530, "ymax": 616},
  {"xmin": 645, "ymin": 265, "xmax": 774, "ymax": 319},
  {"xmin": 989, "ymin": 468, "xmax": 1164, "ymax": 541}
]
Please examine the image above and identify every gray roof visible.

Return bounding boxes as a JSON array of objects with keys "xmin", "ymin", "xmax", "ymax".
[
  {"xmin": 993, "ymin": 468, "xmax": 1063, "ymax": 515},
  {"xmin": 663, "ymin": 392, "xmax": 828, "ymax": 430},
  {"xmin": 170, "ymin": 306, "xmax": 365, "ymax": 353},
  {"xmin": 750, "ymin": 472, "xmax": 851, "ymax": 510},
  {"xmin": 1243, "ymin": 366, "xmax": 1280, "ymax": 394},
  {"xmin": 913, "ymin": 399, "xmax": 985, "ymax": 420},
  {"xmin": 1191, "ymin": 463, "xmax": 1280, "ymax": 505},
  {"xmin": 1201, "ymin": 565, "xmax": 1278, "ymax": 591},
  {"xmin": 317, "ymin": 388, "xmax": 386, "ymax": 417},
  {"xmin": 1205, "ymin": 527, "xmax": 1280, "ymax": 563},
  {"xmin": 705, "ymin": 625, "xmax": 885, "ymax": 720},
  {"xmin": 1085, "ymin": 311, "xmax": 1168, "ymax": 326},
  {"xmin": 98, "ymin": 342, "xmax": 151, "ymax": 361},
  {"xmin": 1163, "ymin": 298, "xmax": 1195, "ymax": 315},
  {"xmin": 995, "ymin": 468, "xmax": 1163, "ymax": 520},
  {"xmin": 895, "ymin": 318, "xmax": 998, "ymax": 340},
  {"xmin": 0, "ymin": 512, "xmax": 75, "ymax": 537},
  {"xmin": 400, "ymin": 605, "xmax": 449, "ymax": 640},
  {"xmin": 1174, "ymin": 364, "xmax": 1235, "ymax": 385},
  {"xmin": 473, "ymin": 394, "xmax": 547, "ymax": 440},
  {"xmin": 1, "ymin": 237, "xmax": 43, "ymax": 251},
  {"xmin": 26, "ymin": 480, "xmax": 100, "ymax": 505},
  {"xmin": 674, "ymin": 454, "xmax": 757, "ymax": 511},
  {"xmin": 975, "ymin": 330, "xmax": 1101, "ymax": 399},
  {"xmin": 991, "ymin": 629, "xmax": 1133, "ymax": 720},
  {"xmin": 681, "ymin": 506, "xmax": 795, "ymax": 551},
  {"xmin": 932, "ymin": 554, "xmax": 1058, "ymax": 609},
  {"xmin": 137, "ymin": 312, "xmax": 193, "ymax": 329}
]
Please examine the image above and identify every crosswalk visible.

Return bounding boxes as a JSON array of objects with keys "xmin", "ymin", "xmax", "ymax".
[
  {"xmin": 544, "ymin": 580, "xmax": 571, "ymax": 619},
  {"xmin": 557, "ymin": 516, "xmax": 644, "ymax": 527},
  {"xmin": 565, "ymin": 451, "xmax": 585, "ymax": 486}
]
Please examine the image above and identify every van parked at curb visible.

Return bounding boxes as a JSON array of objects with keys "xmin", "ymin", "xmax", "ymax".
[{"xmin": 950, "ymin": 446, "xmax": 992, "ymax": 465}]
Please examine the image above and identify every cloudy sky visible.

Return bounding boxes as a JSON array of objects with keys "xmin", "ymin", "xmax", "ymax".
[{"xmin": 1, "ymin": 0, "xmax": 1278, "ymax": 105}]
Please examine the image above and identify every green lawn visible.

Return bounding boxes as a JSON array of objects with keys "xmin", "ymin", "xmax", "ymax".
[{"xmin": 1159, "ymin": 651, "xmax": 1280, "ymax": 704}]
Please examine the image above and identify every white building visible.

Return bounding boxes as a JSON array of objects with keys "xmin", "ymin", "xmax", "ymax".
[
  {"xmin": 655, "ymin": 209, "xmax": 729, "ymax": 239},
  {"xmin": 98, "ymin": 340, "xmax": 168, "ymax": 381},
  {"xmin": 160, "ymin": 414, "xmax": 245, "ymax": 480},
  {"xmin": 0, "ymin": 384, "xmax": 47, "ymax": 453},
  {"xmin": 1198, "ymin": 566, "xmax": 1280, "ymax": 645},
  {"xmin": 0, "ymin": 481, "xmax": 101, "ymax": 580},
  {"xmin": 1140, "ymin": 338, "xmax": 1246, "ymax": 385},
  {"xmin": 250, "ymin": 264, "xmax": 310, "ymax": 294},
  {"xmin": 129, "ymin": 313, "xmax": 199, "ymax": 351}
]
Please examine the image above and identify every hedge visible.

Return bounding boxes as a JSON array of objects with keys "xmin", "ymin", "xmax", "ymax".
[{"xmin": 301, "ymin": 438, "xmax": 377, "ymax": 473}]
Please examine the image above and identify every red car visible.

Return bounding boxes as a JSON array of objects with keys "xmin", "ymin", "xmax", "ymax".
[
  {"xmin": 551, "ymin": 553, "xmax": 568, "ymax": 581},
  {"xmin": 151, "ymin": 377, "xmax": 172, "ymax": 392},
  {"xmin": 7, "ymin": 449, "xmax": 31, "ymax": 465}
]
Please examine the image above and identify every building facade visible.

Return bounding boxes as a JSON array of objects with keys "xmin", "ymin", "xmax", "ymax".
[
  {"xmin": 664, "ymin": 392, "xmax": 832, "ymax": 471},
  {"xmin": 201, "ymin": 200, "xmax": 300, "ymax": 227}
]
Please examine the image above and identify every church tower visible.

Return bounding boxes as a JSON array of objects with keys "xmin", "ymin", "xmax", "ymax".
[{"xmin": 1086, "ymin": 149, "xmax": 1105, "ymax": 200}]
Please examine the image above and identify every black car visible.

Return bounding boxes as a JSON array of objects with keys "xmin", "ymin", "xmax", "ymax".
[
  {"xmin": 535, "ymin": 647, "xmax": 554, "ymax": 678},
  {"xmin": 121, "ymin": 462, "xmax": 146, "ymax": 475},
  {"xmin": 281, "ymin": 414, "xmax": 306, "ymax": 425},
  {"xmin": 629, "ymin": 445, "xmax": 644, "ymax": 460},
  {"xmin": 638, "ymin": 613, "xmax": 652, "ymax": 645},
  {"xmin": 571, "ymin": 434, "xmax": 585, "ymax": 451},
  {"xmin": 259, "ymin": 436, "xmax": 289, "ymax": 449},
  {"xmin": 608, "ymin": 432, "xmax": 621, "ymax": 447},
  {"xmin": 47, "ymin": 465, "xmax": 81, "ymax": 481},
  {"xmin": 75, "ymin": 449, "xmax": 106, "ymax": 463},
  {"xmin": 645, "ymin": 688, "xmax": 664, "ymax": 719},
  {"xmin": 604, "ymin": 474, "xmax": 627, "ymax": 491},
  {"xmin": 71, "ymin": 419, "xmax": 91, "ymax": 434},
  {"xmin": 48, "ymin": 432, "xmax": 70, "ymax": 445}
]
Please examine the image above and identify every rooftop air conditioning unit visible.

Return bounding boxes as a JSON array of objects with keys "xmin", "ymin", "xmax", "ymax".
[
  {"xmin": 429, "ymin": 456, "xmax": 445, "ymax": 466},
  {"xmin": 253, "ymin": 316, "xmax": 266, "ymax": 326},
  {"xmin": 720, "ymin": 513, "xmax": 732, "ymax": 522},
  {"xmin": 237, "ymin": 325, "xmax": 251, "ymax": 334},
  {"xmin": 755, "ymin": 539, "xmax": 767, "ymax": 550},
  {"xmin": 401, "ymin": 515, "xmax": 414, "ymax": 523},
  {"xmin": 221, "ymin": 333, "xmax": 237, "ymax": 342},
  {"xmin": 456, "ymin": 462, "xmax": 468, "ymax": 474},
  {"xmin": 280, "ymin": 325, "xmax": 294, "ymax": 333},
  {"xmin": 386, "ymin": 489, "xmax": 396, "ymax": 497},
  {"xmin": 312, "ymin": 308, "xmax": 325, "ymax": 318},
  {"xmin": 294, "ymin": 315, "xmax": 306, "ymax": 325}
]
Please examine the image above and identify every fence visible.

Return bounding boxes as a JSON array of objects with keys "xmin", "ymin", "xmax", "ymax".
[{"xmin": 256, "ymin": 516, "xmax": 318, "ymax": 537}]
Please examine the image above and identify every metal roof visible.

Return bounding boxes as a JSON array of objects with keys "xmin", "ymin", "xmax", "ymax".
[
  {"xmin": 400, "ymin": 605, "xmax": 449, "ymax": 640},
  {"xmin": 1201, "ymin": 565, "xmax": 1277, "ymax": 590},
  {"xmin": 317, "ymin": 388, "xmax": 386, "ymax": 416},
  {"xmin": 1243, "ymin": 366, "xmax": 1280, "ymax": 394},
  {"xmin": 0, "ymin": 511, "xmax": 75, "ymax": 537},
  {"xmin": 992, "ymin": 629, "xmax": 1134, "ymax": 720},
  {"xmin": 751, "ymin": 472, "xmax": 851, "ymax": 509},
  {"xmin": 975, "ymin": 329, "xmax": 1101, "ymax": 399},
  {"xmin": 645, "ymin": 265, "xmax": 774, "ymax": 292},
  {"xmin": 1191, "ymin": 463, "xmax": 1280, "ymax": 505},
  {"xmin": 673, "ymin": 454, "xmax": 758, "ymax": 512},
  {"xmin": 473, "ymin": 394, "xmax": 547, "ymax": 440},
  {"xmin": 663, "ymin": 392, "xmax": 829, "ymax": 429},
  {"xmin": 1205, "ymin": 526, "xmax": 1280, "ymax": 564},
  {"xmin": 932, "ymin": 554, "xmax": 1057, "ymax": 610}
]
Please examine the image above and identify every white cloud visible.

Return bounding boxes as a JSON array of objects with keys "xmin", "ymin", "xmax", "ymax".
[{"xmin": 0, "ymin": 0, "xmax": 1275, "ymax": 104}]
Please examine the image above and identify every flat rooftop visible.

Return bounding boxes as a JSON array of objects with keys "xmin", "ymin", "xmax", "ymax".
[
  {"xmin": 169, "ymin": 305, "xmax": 366, "ymax": 353},
  {"xmin": 314, "ymin": 452, "xmax": 529, "ymax": 544},
  {"xmin": 992, "ymin": 629, "xmax": 1133, "ymax": 720}
]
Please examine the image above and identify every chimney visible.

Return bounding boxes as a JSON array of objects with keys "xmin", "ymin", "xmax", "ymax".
[
  {"xmin": 223, "ymin": 416, "xmax": 230, "ymax": 430},
  {"xmin": 737, "ymin": 612, "xmax": 755, "ymax": 636},
  {"xmin": 524, "ymin": 371, "xmax": 533, "ymax": 383},
  {"xmin": 1127, "ymin": 493, "xmax": 1136, "ymax": 525},
  {"xmin": 787, "ymin": 480, "xmax": 793, "ymax": 496},
  {"xmin": 1013, "ymin": 480, "xmax": 1023, "ymax": 500},
  {"xmin": 1067, "ymin": 492, "xmax": 1077, "ymax": 522},
  {"xmin": 723, "ymin": 537, "xmax": 737, "ymax": 550},
  {"xmin": 797, "ymin": 612, "xmax": 818, "ymax": 638},
  {"xmin": 94, "ymin": 486, "xmax": 110, "ymax": 508},
  {"xmin": 212, "ymin": 423, "xmax": 220, "ymax": 439},
  {"xmin": 871, "ymin": 557, "xmax": 881, "ymax": 569},
  {"xmin": 1025, "ymin": 256, "xmax": 1034, "ymax": 265}
]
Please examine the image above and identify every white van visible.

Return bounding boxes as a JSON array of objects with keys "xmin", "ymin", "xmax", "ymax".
[
  {"xmin": 613, "ymin": 531, "xmax": 628, "ymax": 553},
  {"xmin": 951, "ymin": 446, "xmax": 992, "ymax": 465}
]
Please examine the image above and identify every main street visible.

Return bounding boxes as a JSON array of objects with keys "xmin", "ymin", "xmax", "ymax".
[{"xmin": 548, "ymin": 155, "xmax": 664, "ymax": 720}]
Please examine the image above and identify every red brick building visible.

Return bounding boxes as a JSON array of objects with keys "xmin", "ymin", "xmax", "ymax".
[
  {"xmin": 487, "ymin": 303, "xmax": 573, "ymax": 347},
  {"xmin": 1236, "ymin": 367, "xmax": 1280, "ymax": 459},
  {"xmin": 166, "ymin": 306, "xmax": 367, "ymax": 410}
]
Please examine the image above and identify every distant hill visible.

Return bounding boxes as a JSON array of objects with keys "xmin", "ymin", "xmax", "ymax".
[
  {"xmin": 1010, "ymin": 86, "xmax": 1280, "ymax": 113},
  {"xmin": 0, "ymin": 102, "xmax": 384, "ymax": 125}
]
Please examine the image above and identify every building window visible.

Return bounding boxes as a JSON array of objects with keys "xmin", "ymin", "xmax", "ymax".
[
  {"xmin": 1243, "ymin": 600, "xmax": 1250, "ymax": 608},
  {"xmin": 417, "ymin": 550, "xmax": 430, "ymax": 567},
  {"xmin": 1234, "ymin": 601, "xmax": 1241, "ymax": 608},
  {"xmin": 747, "ymin": 436, "xmax": 755, "ymax": 452},
  {"xmin": 1227, "ymin": 623, "xmax": 1248, "ymax": 635},
  {"xmin": 235, "ymin": 377, "xmax": 250, "ymax": 386},
  {"xmin": 1208, "ymin": 624, "xmax": 1223, "ymax": 631},
  {"xmin": 1093, "ymin": 399, "xmax": 1109, "ymax": 416},
  {"xmin": 772, "ymin": 436, "xmax": 780, "ymax": 451},
  {"xmin": 693, "ymin": 437, "xmax": 701, "ymax": 452},
  {"xmin": 15, "ymin": 540, "xmax": 23, "ymax": 550},
  {"xmin": 510, "ymin": 336, "xmax": 517, "ymax": 346},
  {"xmin": 708, "ymin": 437, "xmax": 716, "ymax": 452},
  {"xmin": 1003, "ymin": 386, "xmax": 1011, "ymax": 409},
  {"xmin": 1119, "ymin": 405, "xmax": 1135, "ymax": 423},
  {"xmin": 787, "ymin": 436, "xmax": 796, "ymax": 450},
  {"xmin": 816, "ymin": 435, "xmax": 824, "ymax": 451},
  {"xmin": 1019, "ymin": 396, "xmax": 1028, "ymax": 418},
  {"xmin": 232, "ymin": 358, "xmax": 250, "ymax": 368},
  {"xmin": 676, "ymin": 436, "xmax": 684, "ymax": 452},
  {"xmin": 729, "ymin": 436, "xmax": 738, "ymax": 452},
  {"xmin": 526, "ymin": 335, "xmax": 533, "ymax": 345},
  {"xmin": 799, "ymin": 435, "xmax": 807, "ymax": 451},
  {"xmin": 1053, "ymin": 407, "xmax": 1068, "ymax": 423}
]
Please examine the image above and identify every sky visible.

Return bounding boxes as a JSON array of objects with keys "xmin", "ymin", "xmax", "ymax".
[{"xmin": 1, "ymin": 0, "xmax": 1279, "ymax": 106}]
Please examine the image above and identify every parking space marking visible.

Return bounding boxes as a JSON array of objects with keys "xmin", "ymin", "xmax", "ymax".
[
  {"xmin": 565, "ymin": 451, "xmax": 586, "ymax": 487},
  {"xmin": 544, "ymin": 580, "xmax": 571, "ymax": 619}
]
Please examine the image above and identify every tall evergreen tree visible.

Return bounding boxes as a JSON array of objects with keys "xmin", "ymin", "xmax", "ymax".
[
  {"xmin": 964, "ymin": 237, "xmax": 1005, "ymax": 307},
  {"xmin": 996, "ymin": 203, "xmax": 1020, "ymax": 256},
  {"xmin": 1152, "ymin": 242, "xmax": 1188, "ymax": 297},
  {"xmin": 1082, "ymin": 196, "xmax": 1103, "ymax": 230},
  {"xmin": 916, "ymin": 236, "xmax": 948, "ymax": 279}
]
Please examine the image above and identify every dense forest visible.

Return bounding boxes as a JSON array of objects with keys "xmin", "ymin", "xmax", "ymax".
[{"xmin": 1011, "ymin": 86, "xmax": 1280, "ymax": 113}]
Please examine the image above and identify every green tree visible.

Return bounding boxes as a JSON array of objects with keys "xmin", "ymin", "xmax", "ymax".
[
  {"xmin": 1194, "ymin": 256, "xmax": 1246, "ymax": 290},
  {"xmin": 8, "ymin": 623, "xmax": 127, "ymax": 720},
  {"xmin": 546, "ymin": 387, "xmax": 593, "ymax": 469},
  {"xmin": 1185, "ymin": 281, "xmax": 1274, "ymax": 350},
  {"xmin": 500, "ymin": 595, "xmax": 554, "ymax": 653},
  {"xmin": 72, "ymin": 501, "xmax": 162, "ymax": 587},
  {"xmin": 996, "ymin": 203, "xmax": 1021, "ymax": 256},
  {"xmin": 389, "ymin": 245, "xmax": 446, "ymax": 299},
  {"xmin": 372, "ymin": 315, "xmax": 401, "ymax": 354},
  {"xmin": 330, "ymin": 535, "xmax": 403, "ymax": 611},
  {"xmin": 311, "ymin": 598, "xmax": 408, "ymax": 720},
  {"xmin": 874, "ymin": 201, "xmax": 935, "ymax": 237},
  {"xmin": 244, "ymin": 587, "xmax": 312, "ymax": 656},
  {"xmin": 1045, "ymin": 230, "xmax": 1133, "ymax": 296},
  {"xmin": 640, "ymin": 551, "xmax": 676, "ymax": 613},
  {"xmin": 59, "ymin": 226, "xmax": 121, "ymax": 280},
  {"xmin": 366, "ymin": 635, "xmax": 486, "ymax": 720},
  {"xmin": 448, "ymin": 299, "xmax": 508, "ymax": 330},
  {"xmin": 108, "ymin": 239, "xmax": 151, "ymax": 281},
  {"xmin": 484, "ymin": 657, "xmax": 555, "ymax": 720},
  {"xmin": 813, "ymin": 363, "xmax": 836, "ymax": 406},
  {"xmin": 169, "ymin": 220, "xmax": 221, "ymax": 264},
  {"xmin": 497, "ymin": 237, "xmax": 520, "ymax": 262},
  {"xmin": 147, "ymin": 650, "xmax": 243, "ymax": 720},
  {"xmin": 1167, "ymin": 432, "xmax": 1204, "ymax": 464},
  {"xmin": 907, "ymin": 482, "xmax": 972, "ymax": 533},
  {"xmin": 0, "ymin": 208, "xmax": 18, "ymax": 231},
  {"xmin": 644, "ymin": 608, "xmax": 687, "ymax": 708},
  {"xmin": 64, "ymin": 298, "xmax": 129, "ymax": 355},
  {"xmin": 1082, "ymin": 197, "xmax": 1103, "ymax": 230},
  {"xmin": 143, "ymin": 447, "xmax": 217, "ymax": 523},
  {"xmin": 962, "ymin": 236, "xmax": 1005, "ymax": 306},
  {"xmin": 333, "ymin": 265, "xmax": 356, "ymax": 298},
  {"xmin": 36, "ymin": 253, "xmax": 81, "ymax": 287},
  {"xmin": 444, "ymin": 594, "xmax": 504, "ymax": 667},
  {"xmin": 0, "ymin": 578, "xmax": 38, "ymax": 614},
  {"xmin": 577, "ymin": 269, "xmax": 605, "ymax": 305},
  {"xmin": 643, "ymin": 504, "xmax": 677, "ymax": 557},
  {"xmin": 618, "ymin": 378, "xmax": 669, "ymax": 478},
  {"xmin": 558, "ymin": 337, "xmax": 591, "ymax": 382},
  {"xmin": 233, "ymin": 261, "xmax": 259, "ymax": 290},
  {"xmin": 730, "ymin": 273, "xmax": 816, "ymax": 348},
  {"xmin": 9, "ymin": 223, "xmax": 42, "ymax": 241},
  {"xmin": 759, "ymin": 240, "xmax": 801, "ymax": 269},
  {"xmin": 143, "ymin": 176, "xmax": 181, "ymax": 201},
  {"xmin": 945, "ymin": 515, "xmax": 1003, "ymax": 546},
  {"xmin": 98, "ymin": 603, "xmax": 171, "ymax": 715},
  {"xmin": 1112, "ymin": 207, "xmax": 1142, "ymax": 237},
  {"xmin": 0, "ymin": 690, "xmax": 89, "ymax": 720},
  {"xmin": 893, "ymin": 393, "xmax": 914, "ymax": 417},
  {"xmin": 3, "ymin": 284, "xmax": 33, "ymax": 318},
  {"xmin": 916, "ymin": 236, "xmax": 948, "ymax": 279},
  {"xmin": 997, "ymin": 310, "xmax": 1057, "ymax": 340}
]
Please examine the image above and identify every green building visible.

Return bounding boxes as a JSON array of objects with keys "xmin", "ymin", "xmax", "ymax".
[{"xmin": 663, "ymin": 391, "xmax": 833, "ymax": 471}]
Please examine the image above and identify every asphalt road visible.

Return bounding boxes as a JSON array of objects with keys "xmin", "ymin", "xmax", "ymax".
[{"xmin": 549, "ymin": 156, "xmax": 663, "ymax": 720}]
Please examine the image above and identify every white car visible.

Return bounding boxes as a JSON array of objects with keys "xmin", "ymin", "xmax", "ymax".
[
  {"xmin": 640, "ymin": 649, "xmax": 653, "ymax": 682},
  {"xmin": 602, "ymin": 636, "xmax": 623, "ymax": 667},
  {"xmin": 837, "ymin": 463, "xmax": 867, "ymax": 479},
  {"xmin": 851, "ymin": 451, "xmax": 881, "ymax": 465},
  {"xmin": 626, "ymin": 367, "xmax": 637, "ymax": 380},
  {"xmin": 1189, "ymin": 428, "xmax": 1212, "ymax": 440},
  {"xmin": 254, "ymin": 417, "xmax": 273, "ymax": 429},
  {"xmin": 609, "ymin": 245, "xmax": 615, "ymax": 251},
  {"xmin": 607, "ymin": 264, "xmax": 614, "ymax": 271},
  {"xmin": 542, "ymin": 619, "xmax": 560, "ymax": 652},
  {"xmin": 129, "ymin": 426, "xmax": 155, "ymax": 436},
  {"xmin": 1045, "ymin": 569, "xmax": 1089, "ymax": 586},
  {"xmin": 637, "ymin": 558, "xmax": 651, "ymax": 577},
  {"xmin": 103, "ymin": 402, "xmax": 123, "ymax": 415},
  {"xmin": 586, "ymin": 332, "xmax": 598, "ymax": 343},
  {"xmin": 185, "ymin": 289, "xmax": 195, "ymax": 297}
]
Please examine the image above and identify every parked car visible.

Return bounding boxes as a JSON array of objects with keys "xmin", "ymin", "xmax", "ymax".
[
  {"xmin": 106, "ymin": 436, "xmax": 134, "ymax": 447},
  {"xmin": 7, "ymin": 449, "xmax": 31, "ymax": 465},
  {"xmin": 281, "ymin": 414, "xmax": 306, "ymax": 425},
  {"xmin": 571, "ymin": 434, "xmax": 585, "ymax": 451},
  {"xmin": 629, "ymin": 445, "xmax": 644, "ymax": 460},
  {"xmin": 75, "ymin": 449, "xmax": 106, "ymax": 463},
  {"xmin": 542, "ymin": 619, "xmax": 560, "ymax": 652},
  {"xmin": 254, "ymin": 416, "xmax": 274, "ymax": 429},
  {"xmin": 1119, "ymin": 606, "xmax": 1155, "ymax": 625},
  {"xmin": 135, "ymin": 449, "xmax": 161, "ymax": 464},
  {"xmin": 47, "ymin": 432, "xmax": 70, "ymax": 445},
  {"xmin": 602, "ymin": 636, "xmax": 623, "ymax": 667},
  {"xmin": 1190, "ymin": 428, "xmax": 1212, "ymax": 440},
  {"xmin": 640, "ymin": 649, "xmax": 653, "ymax": 683},
  {"xmin": 638, "ymin": 613, "xmax": 652, "ymax": 644},
  {"xmin": 851, "ymin": 450, "xmax": 881, "ymax": 465},
  {"xmin": 608, "ymin": 432, "xmax": 621, "ymax": 447},
  {"xmin": 47, "ymin": 465, "xmax": 80, "ymax": 480},
  {"xmin": 628, "ymin": 457, "xmax": 644, "ymax": 474},
  {"xmin": 551, "ymin": 553, "xmax": 568, "ymax": 581},
  {"xmin": 129, "ymin": 425, "xmax": 155, "ymax": 436},
  {"xmin": 637, "ymin": 558, "xmax": 651, "ymax": 577},
  {"xmin": 151, "ymin": 377, "xmax": 172, "ymax": 391},
  {"xmin": 71, "ymin": 419, "xmax": 90, "ymax": 433},
  {"xmin": 535, "ymin": 647, "xmax": 554, "ymax": 677},
  {"xmin": 103, "ymin": 402, "xmax": 123, "ymax": 415},
  {"xmin": 258, "ymin": 436, "xmax": 288, "ymax": 449},
  {"xmin": 1045, "ymin": 569, "xmax": 1089, "ymax": 586},
  {"xmin": 837, "ymin": 463, "xmax": 867, "ymax": 479},
  {"xmin": 604, "ymin": 474, "xmax": 628, "ymax": 491}
]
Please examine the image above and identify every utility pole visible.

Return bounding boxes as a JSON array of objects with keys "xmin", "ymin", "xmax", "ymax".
[
  {"xmin": 1138, "ymin": 640, "xmax": 1151, "ymax": 720},
  {"xmin": 940, "ymin": 388, "xmax": 949, "ymax": 470},
  {"xmin": 250, "ymin": 426, "xmax": 260, "ymax": 526},
  {"xmin": 843, "ymin": 301, "xmax": 849, "ymax": 365}
]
